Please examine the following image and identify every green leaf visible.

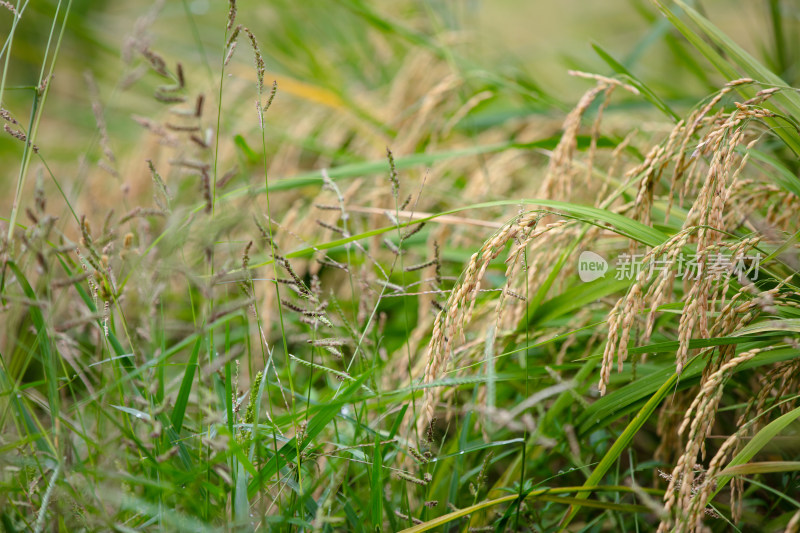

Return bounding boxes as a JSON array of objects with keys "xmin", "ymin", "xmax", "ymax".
[
  {"xmin": 559, "ymin": 369, "xmax": 681, "ymax": 528},
  {"xmin": 655, "ymin": 0, "xmax": 800, "ymax": 156},
  {"xmin": 370, "ymin": 432, "xmax": 383, "ymax": 526},
  {"xmin": 170, "ymin": 338, "xmax": 201, "ymax": 434},
  {"xmin": 747, "ymin": 148, "xmax": 800, "ymax": 200},
  {"xmin": 7, "ymin": 262, "xmax": 58, "ymax": 418},
  {"xmin": 592, "ymin": 42, "xmax": 680, "ymax": 120},
  {"xmin": 0, "ymin": 360, "xmax": 52, "ymax": 454},
  {"xmin": 399, "ymin": 485, "xmax": 662, "ymax": 532},
  {"xmin": 233, "ymin": 134, "xmax": 258, "ymax": 164},
  {"xmin": 247, "ymin": 373, "xmax": 369, "ymax": 497},
  {"xmin": 718, "ymin": 461, "xmax": 800, "ymax": 477},
  {"xmin": 526, "ymin": 277, "xmax": 631, "ymax": 327},
  {"xmin": 234, "ymin": 461, "xmax": 250, "ymax": 524},
  {"xmin": 672, "ymin": 0, "xmax": 800, "ymax": 117},
  {"xmin": 577, "ymin": 346, "xmax": 799, "ymax": 435},
  {"xmin": 711, "ymin": 405, "xmax": 800, "ymax": 498},
  {"xmin": 248, "ymin": 199, "xmax": 671, "ymax": 271},
  {"xmin": 111, "ymin": 405, "xmax": 152, "ymax": 422}
]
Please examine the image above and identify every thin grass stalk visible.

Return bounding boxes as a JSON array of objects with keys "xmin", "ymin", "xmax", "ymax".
[{"xmin": 6, "ymin": 0, "xmax": 72, "ymax": 246}]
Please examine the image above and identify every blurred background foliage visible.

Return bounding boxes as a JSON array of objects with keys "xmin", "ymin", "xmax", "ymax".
[{"xmin": 3, "ymin": 0, "xmax": 797, "ymax": 193}]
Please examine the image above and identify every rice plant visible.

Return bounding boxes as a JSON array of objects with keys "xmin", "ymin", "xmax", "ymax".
[{"xmin": 1, "ymin": 0, "xmax": 799, "ymax": 531}]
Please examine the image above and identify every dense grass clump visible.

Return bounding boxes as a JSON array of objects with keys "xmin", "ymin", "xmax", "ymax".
[{"xmin": 1, "ymin": 1, "xmax": 800, "ymax": 531}]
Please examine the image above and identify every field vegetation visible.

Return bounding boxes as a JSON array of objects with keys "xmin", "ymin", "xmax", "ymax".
[{"xmin": 1, "ymin": 0, "xmax": 800, "ymax": 531}]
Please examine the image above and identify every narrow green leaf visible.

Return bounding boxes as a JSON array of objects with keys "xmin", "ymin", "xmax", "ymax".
[
  {"xmin": 247, "ymin": 373, "xmax": 369, "ymax": 497},
  {"xmin": 748, "ymin": 148, "xmax": 800, "ymax": 200},
  {"xmin": 248, "ymin": 199, "xmax": 670, "ymax": 271},
  {"xmin": 0, "ymin": 361, "xmax": 52, "ymax": 453},
  {"xmin": 718, "ymin": 461, "xmax": 800, "ymax": 477},
  {"xmin": 387, "ymin": 403, "xmax": 408, "ymax": 439},
  {"xmin": 399, "ymin": 485, "xmax": 662, "ymax": 532},
  {"xmin": 577, "ymin": 346, "xmax": 799, "ymax": 435},
  {"xmin": 592, "ymin": 42, "xmax": 680, "ymax": 120},
  {"xmin": 370, "ymin": 433, "xmax": 383, "ymax": 526},
  {"xmin": 530, "ymin": 494, "xmax": 649, "ymax": 513},
  {"xmin": 732, "ymin": 319, "xmax": 800, "ymax": 336},
  {"xmin": 234, "ymin": 461, "xmax": 249, "ymax": 524},
  {"xmin": 711, "ymin": 405, "xmax": 800, "ymax": 498},
  {"xmin": 171, "ymin": 338, "xmax": 201, "ymax": 434},
  {"xmin": 7, "ymin": 262, "xmax": 58, "ymax": 418},
  {"xmin": 526, "ymin": 277, "xmax": 631, "ymax": 327},
  {"xmin": 672, "ymin": 0, "xmax": 800, "ymax": 118},
  {"xmin": 559, "ymin": 363, "xmax": 686, "ymax": 528},
  {"xmin": 233, "ymin": 134, "xmax": 258, "ymax": 164},
  {"xmin": 655, "ymin": 0, "xmax": 800, "ymax": 155}
]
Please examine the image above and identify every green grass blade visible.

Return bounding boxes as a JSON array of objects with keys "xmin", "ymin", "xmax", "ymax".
[
  {"xmin": 710, "ymin": 405, "xmax": 800, "ymax": 499},
  {"xmin": 399, "ymin": 485, "xmax": 662, "ymax": 532},
  {"xmin": 655, "ymin": 0, "xmax": 800, "ymax": 155},
  {"xmin": 171, "ymin": 338, "xmax": 201, "ymax": 434},
  {"xmin": 747, "ymin": 148, "xmax": 800, "ymax": 199},
  {"xmin": 234, "ymin": 461, "xmax": 249, "ymax": 524},
  {"xmin": 370, "ymin": 432, "xmax": 383, "ymax": 526},
  {"xmin": 718, "ymin": 461, "xmax": 800, "ymax": 477},
  {"xmin": 577, "ymin": 346, "xmax": 798, "ymax": 435},
  {"xmin": 246, "ymin": 373, "xmax": 369, "ymax": 497},
  {"xmin": 526, "ymin": 277, "xmax": 631, "ymax": 327},
  {"xmin": 248, "ymin": 199, "xmax": 671, "ymax": 270},
  {"xmin": 559, "ymin": 363, "xmax": 686, "ymax": 528},
  {"xmin": 592, "ymin": 42, "xmax": 680, "ymax": 120},
  {"xmin": 672, "ymin": 0, "xmax": 800, "ymax": 117},
  {"xmin": 7, "ymin": 262, "xmax": 58, "ymax": 419},
  {"xmin": 0, "ymin": 360, "xmax": 52, "ymax": 454}
]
